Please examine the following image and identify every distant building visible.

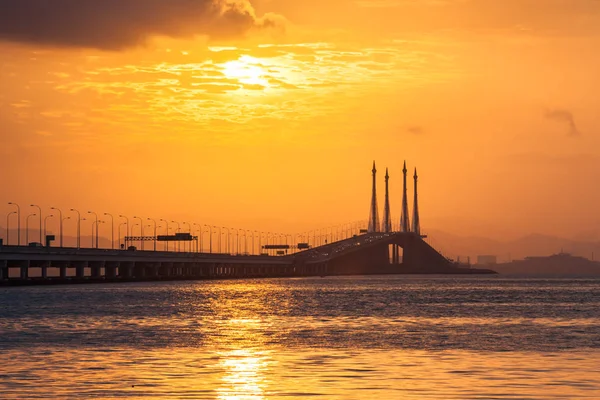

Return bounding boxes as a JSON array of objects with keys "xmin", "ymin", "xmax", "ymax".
[{"xmin": 477, "ymin": 255, "xmax": 497, "ymax": 265}]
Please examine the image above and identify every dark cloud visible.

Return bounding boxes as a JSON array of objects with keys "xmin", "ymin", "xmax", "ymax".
[
  {"xmin": 0, "ymin": 0, "xmax": 282, "ymax": 50},
  {"xmin": 407, "ymin": 126, "xmax": 424, "ymax": 135},
  {"xmin": 544, "ymin": 108, "xmax": 581, "ymax": 136}
]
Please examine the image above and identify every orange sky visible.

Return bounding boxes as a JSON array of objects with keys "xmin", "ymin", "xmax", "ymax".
[{"xmin": 1, "ymin": 0, "xmax": 600, "ymax": 240}]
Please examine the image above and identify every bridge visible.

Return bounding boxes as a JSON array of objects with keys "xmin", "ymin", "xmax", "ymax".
[
  {"xmin": 0, "ymin": 231, "xmax": 493, "ymax": 285},
  {"xmin": 0, "ymin": 161, "xmax": 496, "ymax": 285}
]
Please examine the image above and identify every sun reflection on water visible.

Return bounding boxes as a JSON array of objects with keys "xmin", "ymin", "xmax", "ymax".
[
  {"xmin": 217, "ymin": 348, "xmax": 270, "ymax": 400},
  {"xmin": 205, "ymin": 283, "xmax": 285, "ymax": 399}
]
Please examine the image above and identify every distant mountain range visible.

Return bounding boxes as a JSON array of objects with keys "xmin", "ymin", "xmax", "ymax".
[
  {"xmin": 422, "ymin": 230, "xmax": 600, "ymax": 263},
  {"xmin": 2, "ymin": 225, "xmax": 600, "ymax": 263}
]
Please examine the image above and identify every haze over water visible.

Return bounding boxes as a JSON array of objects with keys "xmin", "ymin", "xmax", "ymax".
[{"xmin": 1, "ymin": 276, "xmax": 600, "ymax": 399}]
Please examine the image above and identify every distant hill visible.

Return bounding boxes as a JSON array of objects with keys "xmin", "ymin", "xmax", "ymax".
[
  {"xmin": 493, "ymin": 253, "xmax": 600, "ymax": 276},
  {"xmin": 424, "ymin": 230, "xmax": 600, "ymax": 263}
]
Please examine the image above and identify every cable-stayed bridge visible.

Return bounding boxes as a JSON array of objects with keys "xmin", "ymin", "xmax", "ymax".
[{"xmin": 1, "ymin": 163, "xmax": 496, "ymax": 285}]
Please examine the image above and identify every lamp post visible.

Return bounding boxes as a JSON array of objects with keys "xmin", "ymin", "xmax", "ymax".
[
  {"xmin": 256, "ymin": 231, "xmax": 261, "ymax": 255},
  {"xmin": 222, "ymin": 227, "xmax": 230, "ymax": 254},
  {"xmin": 249, "ymin": 230, "xmax": 256, "ymax": 255},
  {"xmin": 43, "ymin": 214, "xmax": 54, "ymax": 243},
  {"xmin": 131, "ymin": 223, "xmax": 139, "ymax": 247},
  {"xmin": 119, "ymin": 215, "xmax": 129, "ymax": 247},
  {"xmin": 240, "ymin": 230, "xmax": 247, "ymax": 254},
  {"xmin": 160, "ymin": 219, "xmax": 170, "ymax": 251},
  {"xmin": 148, "ymin": 218, "xmax": 157, "ymax": 251},
  {"xmin": 30, "ymin": 204, "xmax": 42, "ymax": 243},
  {"xmin": 231, "ymin": 228, "xmax": 237, "ymax": 255},
  {"xmin": 50, "ymin": 207, "xmax": 63, "ymax": 247},
  {"xmin": 212, "ymin": 227, "xmax": 218, "ymax": 254},
  {"xmin": 62, "ymin": 217, "xmax": 70, "ymax": 247},
  {"xmin": 104, "ymin": 213, "xmax": 115, "ymax": 250},
  {"xmin": 118, "ymin": 222, "xmax": 126, "ymax": 249},
  {"xmin": 6, "ymin": 211, "xmax": 16, "ymax": 245},
  {"xmin": 92, "ymin": 220, "xmax": 105, "ymax": 248},
  {"xmin": 171, "ymin": 221, "xmax": 180, "ymax": 252},
  {"xmin": 8, "ymin": 202, "xmax": 20, "ymax": 246},
  {"xmin": 87, "ymin": 211, "xmax": 99, "ymax": 249},
  {"xmin": 203, "ymin": 225, "xmax": 211, "ymax": 253},
  {"xmin": 193, "ymin": 223, "xmax": 201, "ymax": 253},
  {"xmin": 26, "ymin": 213, "xmax": 37, "ymax": 245},
  {"xmin": 237, "ymin": 229, "xmax": 244, "ymax": 255},
  {"xmin": 183, "ymin": 222, "xmax": 191, "ymax": 253},
  {"xmin": 133, "ymin": 216, "xmax": 144, "ymax": 250},
  {"xmin": 217, "ymin": 226, "xmax": 222, "ymax": 253}
]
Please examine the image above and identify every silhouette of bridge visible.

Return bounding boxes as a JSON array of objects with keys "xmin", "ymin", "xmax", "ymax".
[{"xmin": 0, "ymin": 162, "xmax": 495, "ymax": 285}]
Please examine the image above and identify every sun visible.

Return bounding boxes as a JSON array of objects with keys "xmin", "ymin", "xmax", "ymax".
[{"xmin": 222, "ymin": 56, "xmax": 269, "ymax": 87}]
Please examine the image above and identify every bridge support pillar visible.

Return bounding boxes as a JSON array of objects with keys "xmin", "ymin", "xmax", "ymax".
[
  {"xmin": 0, "ymin": 260, "xmax": 7, "ymax": 280},
  {"xmin": 41, "ymin": 262, "xmax": 49, "ymax": 279},
  {"xmin": 159, "ymin": 262, "xmax": 172, "ymax": 277},
  {"xmin": 134, "ymin": 263, "xmax": 146, "ymax": 279},
  {"xmin": 119, "ymin": 262, "xmax": 133, "ymax": 278},
  {"xmin": 105, "ymin": 262, "xmax": 118, "ymax": 279},
  {"xmin": 90, "ymin": 261, "xmax": 105, "ymax": 279},
  {"xmin": 174, "ymin": 263, "xmax": 184, "ymax": 277},
  {"xmin": 147, "ymin": 263, "xmax": 159, "ymax": 278},
  {"xmin": 75, "ymin": 261, "xmax": 88, "ymax": 279},
  {"xmin": 51, "ymin": 261, "xmax": 68, "ymax": 279},
  {"xmin": 20, "ymin": 261, "xmax": 30, "ymax": 280}
]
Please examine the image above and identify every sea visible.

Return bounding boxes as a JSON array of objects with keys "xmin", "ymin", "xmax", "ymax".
[{"xmin": 1, "ymin": 276, "xmax": 599, "ymax": 399}]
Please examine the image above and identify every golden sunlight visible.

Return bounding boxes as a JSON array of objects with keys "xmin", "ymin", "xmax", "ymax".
[{"xmin": 221, "ymin": 56, "xmax": 269, "ymax": 87}]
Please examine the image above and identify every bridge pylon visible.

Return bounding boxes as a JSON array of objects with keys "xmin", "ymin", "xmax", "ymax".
[
  {"xmin": 382, "ymin": 168, "xmax": 392, "ymax": 233},
  {"xmin": 412, "ymin": 168, "xmax": 421, "ymax": 235},
  {"xmin": 400, "ymin": 161, "xmax": 410, "ymax": 232},
  {"xmin": 368, "ymin": 161, "xmax": 380, "ymax": 233}
]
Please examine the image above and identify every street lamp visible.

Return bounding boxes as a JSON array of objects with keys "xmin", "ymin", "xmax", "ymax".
[
  {"xmin": 237, "ymin": 228, "xmax": 244, "ymax": 255},
  {"xmin": 119, "ymin": 215, "xmax": 129, "ymax": 244},
  {"xmin": 43, "ymin": 214, "xmax": 54, "ymax": 242},
  {"xmin": 203, "ymin": 225, "xmax": 211, "ymax": 253},
  {"xmin": 222, "ymin": 227, "xmax": 230, "ymax": 254},
  {"xmin": 133, "ymin": 216, "xmax": 144, "ymax": 250},
  {"xmin": 87, "ymin": 211, "xmax": 99, "ymax": 249},
  {"xmin": 62, "ymin": 217, "xmax": 71, "ymax": 247},
  {"xmin": 25, "ymin": 213, "xmax": 37, "ymax": 245},
  {"xmin": 183, "ymin": 222, "xmax": 191, "ymax": 253},
  {"xmin": 6, "ymin": 211, "xmax": 16, "ymax": 246},
  {"xmin": 50, "ymin": 207, "xmax": 63, "ymax": 247},
  {"xmin": 230, "ymin": 228, "xmax": 240, "ymax": 253},
  {"xmin": 30, "ymin": 204, "xmax": 42, "ymax": 243},
  {"xmin": 147, "ymin": 218, "xmax": 157, "ymax": 251},
  {"xmin": 92, "ymin": 220, "xmax": 105, "ymax": 248},
  {"xmin": 104, "ymin": 213, "xmax": 115, "ymax": 250},
  {"xmin": 160, "ymin": 219, "xmax": 170, "ymax": 251},
  {"xmin": 287, "ymin": 234, "xmax": 293, "ymax": 254},
  {"xmin": 193, "ymin": 223, "xmax": 201, "ymax": 253},
  {"xmin": 118, "ymin": 222, "xmax": 127, "ymax": 249},
  {"xmin": 171, "ymin": 221, "xmax": 181, "ymax": 252},
  {"xmin": 255, "ymin": 231, "xmax": 260, "ymax": 256},
  {"xmin": 8, "ymin": 202, "xmax": 21, "ymax": 246},
  {"xmin": 240, "ymin": 230, "xmax": 247, "ymax": 254},
  {"xmin": 81, "ymin": 217, "xmax": 88, "ymax": 246},
  {"xmin": 216, "ymin": 226, "xmax": 222, "ymax": 253}
]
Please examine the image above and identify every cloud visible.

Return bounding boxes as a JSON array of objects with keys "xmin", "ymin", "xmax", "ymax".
[
  {"xmin": 0, "ymin": 0, "xmax": 283, "ymax": 50},
  {"xmin": 544, "ymin": 108, "xmax": 581, "ymax": 136},
  {"xmin": 407, "ymin": 126, "xmax": 424, "ymax": 135}
]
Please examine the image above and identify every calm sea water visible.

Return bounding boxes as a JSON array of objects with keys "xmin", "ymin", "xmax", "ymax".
[{"xmin": 1, "ymin": 276, "xmax": 600, "ymax": 399}]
